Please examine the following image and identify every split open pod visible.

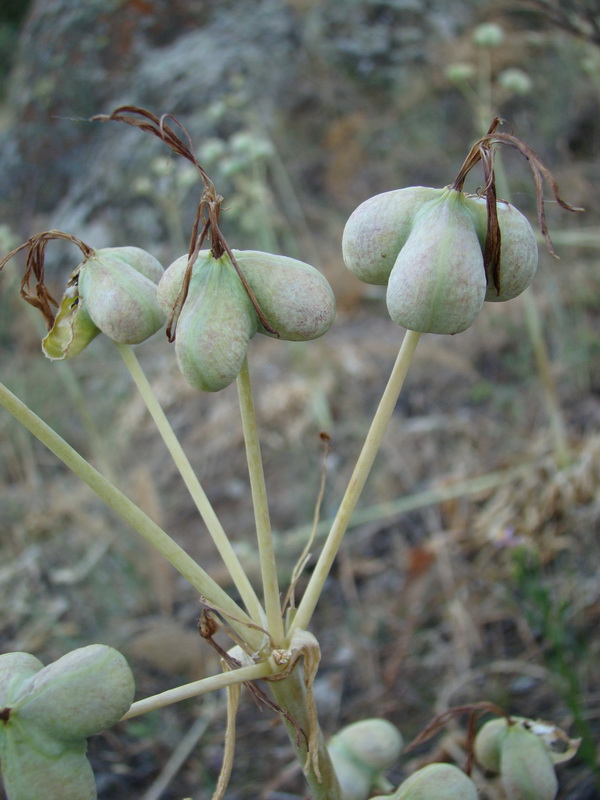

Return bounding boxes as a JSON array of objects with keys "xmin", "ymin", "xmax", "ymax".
[{"xmin": 43, "ymin": 246, "xmax": 166, "ymax": 360}]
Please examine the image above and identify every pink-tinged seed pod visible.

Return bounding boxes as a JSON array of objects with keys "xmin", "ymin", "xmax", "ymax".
[
  {"xmin": 386, "ymin": 188, "xmax": 486, "ymax": 334},
  {"xmin": 500, "ymin": 722, "xmax": 558, "ymax": 800},
  {"xmin": 13, "ymin": 645, "xmax": 134, "ymax": 742},
  {"xmin": 342, "ymin": 187, "xmax": 442, "ymax": 285},
  {"xmin": 466, "ymin": 196, "xmax": 538, "ymax": 301},
  {"xmin": 392, "ymin": 763, "xmax": 479, "ymax": 800}
]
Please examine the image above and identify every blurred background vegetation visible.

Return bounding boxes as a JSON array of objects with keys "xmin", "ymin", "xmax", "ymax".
[{"xmin": 0, "ymin": 1, "xmax": 599, "ymax": 798}]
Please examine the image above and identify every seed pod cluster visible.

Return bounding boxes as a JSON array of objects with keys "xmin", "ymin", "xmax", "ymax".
[
  {"xmin": 327, "ymin": 718, "xmax": 403, "ymax": 800},
  {"xmin": 157, "ymin": 249, "xmax": 336, "ymax": 392},
  {"xmin": 0, "ymin": 645, "xmax": 135, "ymax": 800},
  {"xmin": 43, "ymin": 246, "xmax": 166, "ymax": 360},
  {"xmin": 474, "ymin": 717, "xmax": 559, "ymax": 800},
  {"xmin": 342, "ymin": 185, "xmax": 538, "ymax": 334}
]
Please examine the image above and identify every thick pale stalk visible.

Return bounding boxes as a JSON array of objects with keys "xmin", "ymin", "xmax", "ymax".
[
  {"xmin": 0, "ymin": 381, "xmax": 264, "ymax": 652},
  {"xmin": 290, "ymin": 330, "xmax": 421, "ymax": 636},
  {"xmin": 117, "ymin": 344, "xmax": 264, "ymax": 623},
  {"xmin": 492, "ymin": 155, "xmax": 570, "ymax": 467},
  {"xmin": 122, "ymin": 661, "xmax": 274, "ymax": 719},
  {"xmin": 522, "ymin": 290, "xmax": 570, "ymax": 467},
  {"xmin": 269, "ymin": 668, "xmax": 342, "ymax": 800},
  {"xmin": 236, "ymin": 358, "xmax": 285, "ymax": 645}
]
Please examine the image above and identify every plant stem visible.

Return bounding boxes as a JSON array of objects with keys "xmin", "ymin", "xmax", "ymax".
[
  {"xmin": 521, "ymin": 291, "xmax": 571, "ymax": 466},
  {"xmin": 116, "ymin": 344, "xmax": 264, "ymax": 623},
  {"xmin": 236, "ymin": 357, "xmax": 285, "ymax": 646},
  {"xmin": 290, "ymin": 329, "xmax": 421, "ymax": 636},
  {"xmin": 0, "ymin": 380, "xmax": 264, "ymax": 651},
  {"xmin": 492, "ymin": 156, "xmax": 571, "ymax": 467},
  {"xmin": 269, "ymin": 668, "xmax": 342, "ymax": 800},
  {"xmin": 122, "ymin": 660, "xmax": 274, "ymax": 719}
]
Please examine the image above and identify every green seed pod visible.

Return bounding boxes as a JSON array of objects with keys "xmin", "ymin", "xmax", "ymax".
[
  {"xmin": 330, "ymin": 718, "xmax": 403, "ymax": 773},
  {"xmin": 500, "ymin": 722, "xmax": 558, "ymax": 800},
  {"xmin": 14, "ymin": 645, "xmax": 134, "ymax": 742},
  {"xmin": 77, "ymin": 248, "xmax": 165, "ymax": 344},
  {"xmin": 328, "ymin": 740, "xmax": 373, "ymax": 800},
  {"xmin": 386, "ymin": 188, "xmax": 486, "ymax": 334},
  {"xmin": 233, "ymin": 250, "xmax": 336, "ymax": 340},
  {"xmin": 158, "ymin": 248, "xmax": 335, "ymax": 391},
  {"xmin": 0, "ymin": 727, "xmax": 96, "ymax": 800},
  {"xmin": 466, "ymin": 196, "xmax": 538, "ymax": 301},
  {"xmin": 392, "ymin": 763, "xmax": 479, "ymax": 800},
  {"xmin": 342, "ymin": 187, "xmax": 442, "ymax": 285},
  {"xmin": 474, "ymin": 717, "xmax": 509, "ymax": 773},
  {"xmin": 0, "ymin": 653, "xmax": 43, "ymax": 707},
  {"xmin": 155, "ymin": 252, "xmax": 189, "ymax": 312},
  {"xmin": 100, "ymin": 246, "xmax": 165, "ymax": 284},
  {"xmin": 163, "ymin": 252, "xmax": 258, "ymax": 392}
]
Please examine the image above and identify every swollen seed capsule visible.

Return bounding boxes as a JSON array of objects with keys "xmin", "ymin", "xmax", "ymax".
[
  {"xmin": 386, "ymin": 188, "xmax": 486, "ymax": 334},
  {"xmin": 0, "ymin": 653, "xmax": 44, "ymax": 707},
  {"xmin": 158, "ymin": 248, "xmax": 336, "ymax": 391},
  {"xmin": 331, "ymin": 718, "xmax": 403, "ymax": 773},
  {"xmin": 233, "ymin": 250, "xmax": 336, "ymax": 341},
  {"xmin": 42, "ymin": 246, "xmax": 165, "ymax": 359},
  {"xmin": 500, "ymin": 723, "xmax": 558, "ymax": 800},
  {"xmin": 466, "ymin": 196, "xmax": 538, "ymax": 301},
  {"xmin": 165, "ymin": 253, "xmax": 258, "ymax": 392},
  {"xmin": 328, "ymin": 741, "xmax": 373, "ymax": 800},
  {"xmin": 342, "ymin": 186, "xmax": 442, "ymax": 285},
  {"xmin": 0, "ymin": 732, "xmax": 96, "ymax": 800},
  {"xmin": 14, "ymin": 645, "xmax": 135, "ymax": 742},
  {"xmin": 392, "ymin": 763, "xmax": 479, "ymax": 800},
  {"xmin": 474, "ymin": 717, "xmax": 508, "ymax": 773},
  {"xmin": 78, "ymin": 250, "xmax": 165, "ymax": 344}
]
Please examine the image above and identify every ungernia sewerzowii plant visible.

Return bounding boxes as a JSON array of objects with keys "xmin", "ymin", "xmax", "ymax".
[{"xmin": 0, "ymin": 109, "xmax": 584, "ymax": 800}]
